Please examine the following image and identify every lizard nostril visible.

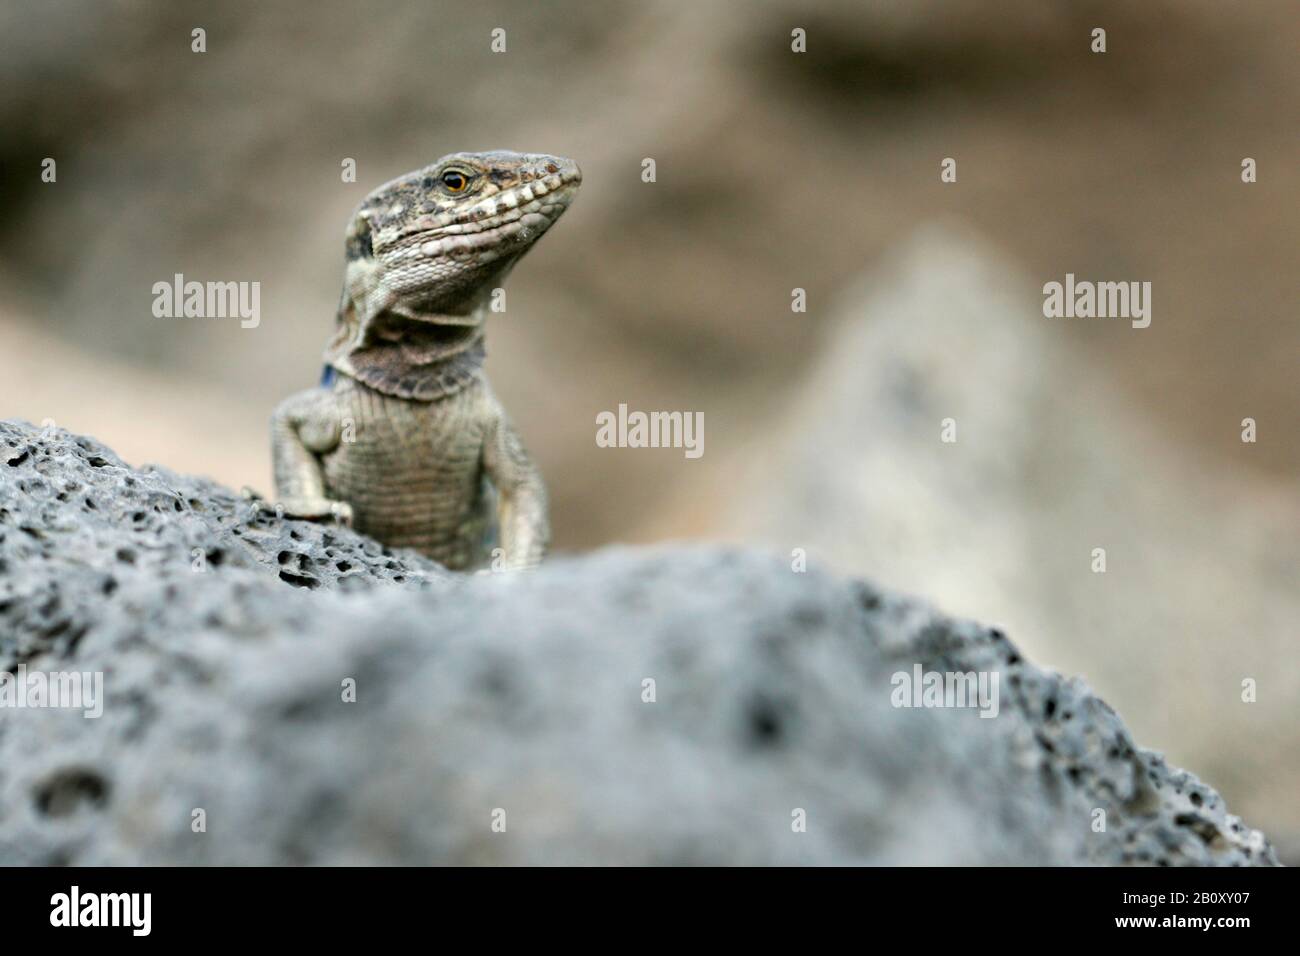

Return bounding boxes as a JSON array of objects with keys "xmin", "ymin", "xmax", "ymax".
[{"xmin": 545, "ymin": 163, "xmax": 558, "ymax": 174}]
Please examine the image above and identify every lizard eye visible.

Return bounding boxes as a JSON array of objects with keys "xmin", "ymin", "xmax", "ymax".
[{"xmin": 440, "ymin": 170, "xmax": 471, "ymax": 193}]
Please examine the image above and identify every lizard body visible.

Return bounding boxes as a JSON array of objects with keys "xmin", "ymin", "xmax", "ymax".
[{"xmin": 271, "ymin": 151, "xmax": 580, "ymax": 570}]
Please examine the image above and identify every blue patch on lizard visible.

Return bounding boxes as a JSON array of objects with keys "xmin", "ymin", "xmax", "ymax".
[{"xmin": 319, "ymin": 365, "xmax": 337, "ymax": 388}]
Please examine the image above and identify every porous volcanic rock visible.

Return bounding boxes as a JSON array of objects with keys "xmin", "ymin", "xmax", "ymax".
[{"xmin": 0, "ymin": 420, "xmax": 1278, "ymax": 865}]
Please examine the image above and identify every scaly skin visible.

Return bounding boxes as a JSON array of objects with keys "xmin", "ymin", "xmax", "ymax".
[{"xmin": 270, "ymin": 151, "xmax": 581, "ymax": 570}]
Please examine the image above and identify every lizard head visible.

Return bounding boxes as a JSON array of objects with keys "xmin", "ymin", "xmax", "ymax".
[
  {"xmin": 326, "ymin": 151, "xmax": 581, "ymax": 398},
  {"xmin": 342, "ymin": 150, "xmax": 581, "ymax": 320}
]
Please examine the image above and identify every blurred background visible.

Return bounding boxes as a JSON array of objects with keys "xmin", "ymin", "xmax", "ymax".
[{"xmin": 1, "ymin": 0, "xmax": 1296, "ymax": 859}]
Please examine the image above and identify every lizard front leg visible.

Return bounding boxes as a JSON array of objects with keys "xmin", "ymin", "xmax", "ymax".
[
  {"xmin": 270, "ymin": 388, "xmax": 353, "ymax": 524},
  {"xmin": 482, "ymin": 401, "xmax": 549, "ymax": 571}
]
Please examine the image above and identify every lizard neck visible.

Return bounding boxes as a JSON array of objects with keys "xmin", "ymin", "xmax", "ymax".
[{"xmin": 324, "ymin": 309, "xmax": 487, "ymax": 402}]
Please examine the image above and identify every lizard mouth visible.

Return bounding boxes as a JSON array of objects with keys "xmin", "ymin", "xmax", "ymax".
[
  {"xmin": 414, "ymin": 209, "xmax": 562, "ymax": 261},
  {"xmin": 380, "ymin": 178, "xmax": 580, "ymax": 263}
]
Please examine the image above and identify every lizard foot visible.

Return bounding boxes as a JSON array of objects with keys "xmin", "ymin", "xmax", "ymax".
[{"xmin": 265, "ymin": 497, "xmax": 354, "ymax": 526}]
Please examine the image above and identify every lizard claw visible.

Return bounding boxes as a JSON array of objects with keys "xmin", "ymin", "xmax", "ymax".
[
  {"xmin": 267, "ymin": 497, "xmax": 354, "ymax": 526},
  {"xmin": 330, "ymin": 501, "xmax": 354, "ymax": 526}
]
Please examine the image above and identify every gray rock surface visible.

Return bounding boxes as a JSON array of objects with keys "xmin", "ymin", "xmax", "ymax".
[
  {"xmin": 699, "ymin": 226, "xmax": 1300, "ymax": 856},
  {"xmin": 0, "ymin": 419, "xmax": 1279, "ymax": 865}
]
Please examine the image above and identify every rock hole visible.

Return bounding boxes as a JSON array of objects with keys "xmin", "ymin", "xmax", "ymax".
[
  {"xmin": 746, "ymin": 695, "xmax": 790, "ymax": 749},
  {"xmin": 34, "ymin": 768, "xmax": 110, "ymax": 817},
  {"xmin": 278, "ymin": 570, "xmax": 320, "ymax": 589}
]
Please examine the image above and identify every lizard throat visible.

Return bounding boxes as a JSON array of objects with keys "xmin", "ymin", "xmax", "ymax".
[{"xmin": 324, "ymin": 315, "xmax": 486, "ymax": 402}]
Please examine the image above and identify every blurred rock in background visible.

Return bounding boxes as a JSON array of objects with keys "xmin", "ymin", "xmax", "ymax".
[
  {"xmin": 658, "ymin": 226, "xmax": 1298, "ymax": 859},
  {"xmin": 1, "ymin": 1, "xmax": 1296, "ymax": 856}
]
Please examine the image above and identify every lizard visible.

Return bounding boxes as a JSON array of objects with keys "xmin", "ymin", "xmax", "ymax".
[{"xmin": 269, "ymin": 150, "xmax": 581, "ymax": 571}]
